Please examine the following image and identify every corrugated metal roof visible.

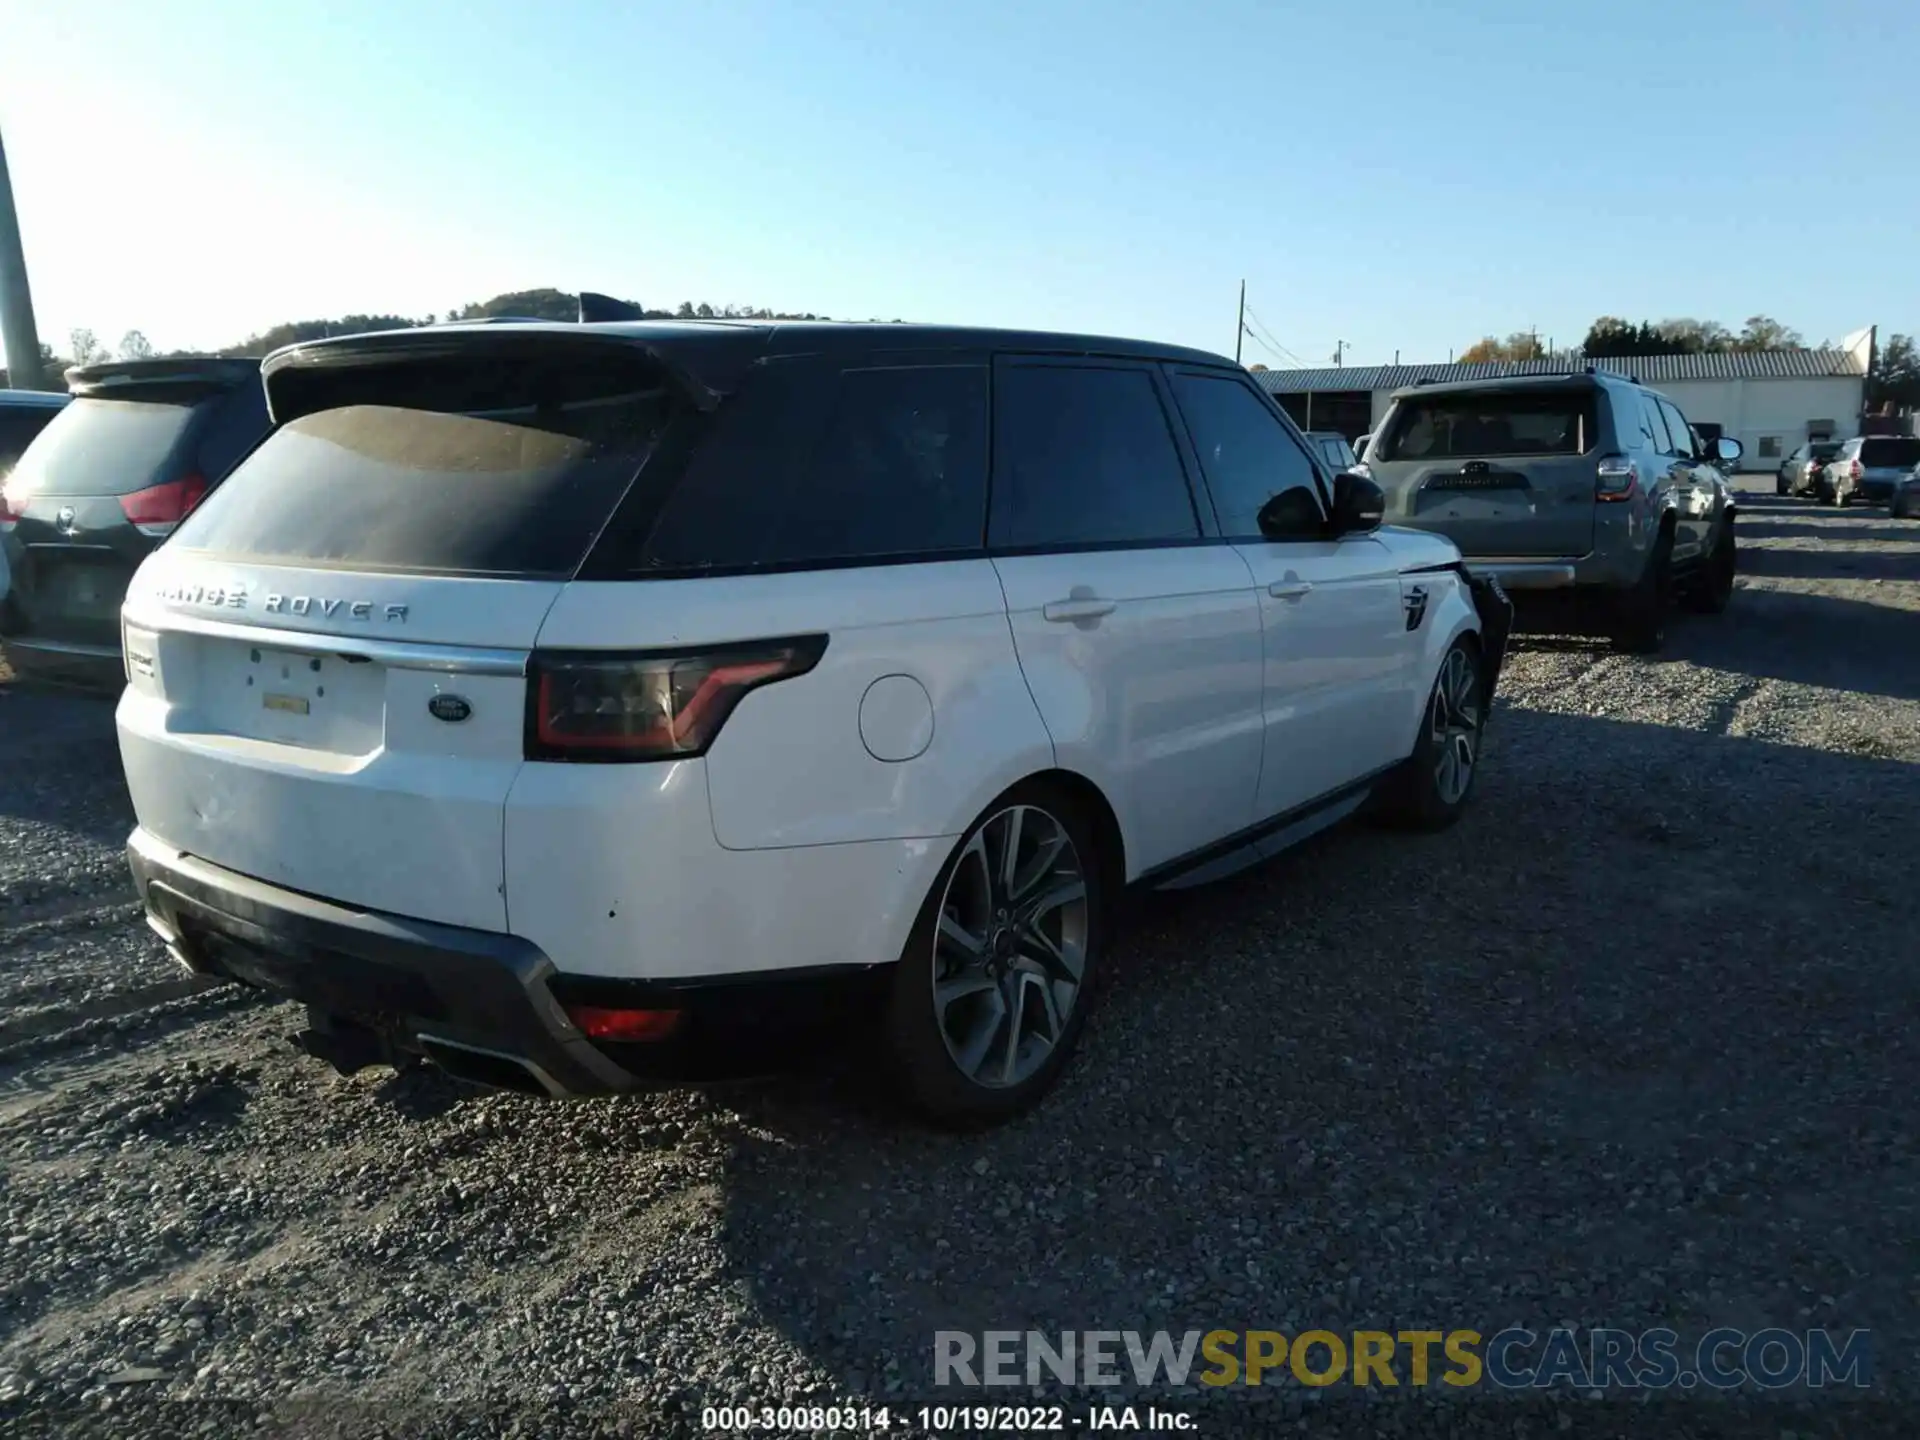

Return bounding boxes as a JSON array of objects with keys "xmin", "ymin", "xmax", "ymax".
[{"xmin": 1254, "ymin": 348, "xmax": 1866, "ymax": 395}]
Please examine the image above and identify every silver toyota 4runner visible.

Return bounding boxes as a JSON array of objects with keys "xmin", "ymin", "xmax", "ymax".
[{"xmin": 1355, "ymin": 370, "xmax": 1742, "ymax": 653}]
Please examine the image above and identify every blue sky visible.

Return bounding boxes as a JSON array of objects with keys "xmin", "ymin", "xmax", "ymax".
[{"xmin": 1, "ymin": 0, "xmax": 1913, "ymax": 371}]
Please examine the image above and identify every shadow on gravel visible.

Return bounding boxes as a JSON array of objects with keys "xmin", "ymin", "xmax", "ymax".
[
  {"xmin": 707, "ymin": 710, "xmax": 1920, "ymax": 1415},
  {"xmin": 1676, "ymin": 587, "xmax": 1920, "ymax": 702},
  {"xmin": 0, "ymin": 682, "xmax": 132, "ymax": 844},
  {"xmin": 1737, "ymin": 547, "xmax": 1920, "ymax": 582},
  {"xmin": 1739, "ymin": 517, "xmax": 1918, "ymax": 545}
]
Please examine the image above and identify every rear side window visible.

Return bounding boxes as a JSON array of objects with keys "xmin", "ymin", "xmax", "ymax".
[
  {"xmin": 2, "ymin": 398, "xmax": 208, "ymax": 498},
  {"xmin": 640, "ymin": 362, "xmax": 989, "ymax": 571},
  {"xmin": 992, "ymin": 363, "xmax": 1199, "ymax": 549},
  {"xmin": 1639, "ymin": 396, "xmax": 1675, "ymax": 454},
  {"xmin": 171, "ymin": 350, "xmax": 676, "ymax": 578},
  {"xmin": 1658, "ymin": 400, "xmax": 1697, "ymax": 458},
  {"xmin": 1861, "ymin": 438, "xmax": 1920, "ymax": 468},
  {"xmin": 1168, "ymin": 371, "xmax": 1323, "ymax": 539},
  {"xmin": 1377, "ymin": 389, "xmax": 1597, "ymax": 460}
]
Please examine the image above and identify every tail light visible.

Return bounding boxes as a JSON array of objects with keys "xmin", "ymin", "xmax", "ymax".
[
  {"xmin": 119, "ymin": 474, "xmax": 209, "ymax": 536},
  {"xmin": 1849, "ymin": 460, "xmax": 1864, "ymax": 480},
  {"xmin": 0, "ymin": 485, "xmax": 22, "ymax": 533},
  {"xmin": 1596, "ymin": 455, "xmax": 1639, "ymax": 502},
  {"xmin": 527, "ymin": 634, "xmax": 828, "ymax": 762},
  {"xmin": 562, "ymin": 1004, "xmax": 684, "ymax": 1042}
]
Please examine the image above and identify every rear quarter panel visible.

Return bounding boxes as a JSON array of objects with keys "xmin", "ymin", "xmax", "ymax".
[{"xmin": 534, "ymin": 560, "xmax": 1056, "ymax": 851}]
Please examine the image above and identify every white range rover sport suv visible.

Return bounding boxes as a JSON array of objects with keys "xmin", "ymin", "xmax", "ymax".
[{"xmin": 115, "ymin": 321, "xmax": 1513, "ymax": 1126}]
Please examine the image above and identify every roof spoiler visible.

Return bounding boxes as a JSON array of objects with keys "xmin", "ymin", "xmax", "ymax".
[
  {"xmin": 64, "ymin": 356, "xmax": 261, "ymax": 398},
  {"xmin": 259, "ymin": 327, "xmax": 725, "ymax": 423},
  {"xmin": 579, "ymin": 292, "xmax": 645, "ymax": 323}
]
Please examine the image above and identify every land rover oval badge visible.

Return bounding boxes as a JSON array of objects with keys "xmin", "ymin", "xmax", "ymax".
[{"xmin": 428, "ymin": 694, "xmax": 472, "ymax": 723}]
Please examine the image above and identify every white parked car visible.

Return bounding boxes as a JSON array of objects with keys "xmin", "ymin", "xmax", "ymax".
[{"xmin": 116, "ymin": 322, "xmax": 1513, "ymax": 1125}]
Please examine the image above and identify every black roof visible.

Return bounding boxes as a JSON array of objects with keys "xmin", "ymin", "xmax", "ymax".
[
  {"xmin": 64, "ymin": 356, "xmax": 262, "ymax": 399},
  {"xmin": 261, "ymin": 320, "xmax": 1239, "ymax": 406}
]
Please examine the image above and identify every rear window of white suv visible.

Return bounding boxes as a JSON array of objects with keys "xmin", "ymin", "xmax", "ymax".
[{"xmin": 170, "ymin": 351, "xmax": 676, "ymax": 578}]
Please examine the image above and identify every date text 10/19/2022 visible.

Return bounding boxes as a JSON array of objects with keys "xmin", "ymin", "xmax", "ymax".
[{"xmin": 700, "ymin": 1406, "xmax": 1192, "ymax": 1432}]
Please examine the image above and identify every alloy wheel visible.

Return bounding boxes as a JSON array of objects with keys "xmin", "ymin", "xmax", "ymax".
[
  {"xmin": 932, "ymin": 805, "xmax": 1089, "ymax": 1089},
  {"xmin": 1429, "ymin": 647, "xmax": 1482, "ymax": 806}
]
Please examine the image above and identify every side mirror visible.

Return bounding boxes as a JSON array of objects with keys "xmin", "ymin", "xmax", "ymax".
[
  {"xmin": 1328, "ymin": 472, "xmax": 1385, "ymax": 536},
  {"xmin": 1714, "ymin": 436, "xmax": 1744, "ymax": 464}
]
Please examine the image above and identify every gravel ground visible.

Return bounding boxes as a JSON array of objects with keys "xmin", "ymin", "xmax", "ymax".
[{"xmin": 1, "ymin": 492, "xmax": 1916, "ymax": 1439}]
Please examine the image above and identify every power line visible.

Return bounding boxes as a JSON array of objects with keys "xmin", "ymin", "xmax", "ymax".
[
  {"xmin": 1239, "ymin": 326, "xmax": 1293, "ymax": 367},
  {"xmin": 1242, "ymin": 303, "xmax": 1309, "ymax": 368}
]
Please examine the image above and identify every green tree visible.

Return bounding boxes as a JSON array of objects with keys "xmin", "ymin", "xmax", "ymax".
[
  {"xmin": 68, "ymin": 328, "xmax": 109, "ymax": 367},
  {"xmin": 1868, "ymin": 333, "xmax": 1920, "ymax": 410},
  {"xmin": 1457, "ymin": 331, "xmax": 1546, "ymax": 364},
  {"xmin": 118, "ymin": 329, "xmax": 154, "ymax": 360},
  {"xmin": 1733, "ymin": 314, "xmax": 1803, "ymax": 351}
]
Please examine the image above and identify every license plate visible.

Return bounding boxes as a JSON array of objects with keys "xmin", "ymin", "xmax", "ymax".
[{"xmin": 263, "ymin": 693, "xmax": 311, "ymax": 715}]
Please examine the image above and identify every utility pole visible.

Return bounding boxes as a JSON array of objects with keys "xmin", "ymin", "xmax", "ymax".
[
  {"xmin": 1234, "ymin": 279, "xmax": 1245, "ymax": 366},
  {"xmin": 1332, "ymin": 340, "xmax": 1347, "ymax": 368},
  {"xmin": 0, "ymin": 124, "xmax": 47, "ymax": 391}
]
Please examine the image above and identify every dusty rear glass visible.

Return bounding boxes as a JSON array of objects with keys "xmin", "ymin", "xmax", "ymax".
[
  {"xmin": 170, "ymin": 351, "xmax": 676, "ymax": 578},
  {"xmin": 3, "ymin": 399, "xmax": 209, "ymax": 499},
  {"xmin": 1378, "ymin": 388, "xmax": 1599, "ymax": 461}
]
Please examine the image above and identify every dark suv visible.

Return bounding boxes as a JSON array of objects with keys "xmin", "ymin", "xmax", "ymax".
[
  {"xmin": 1356, "ymin": 370, "xmax": 1743, "ymax": 653},
  {"xmin": 0, "ymin": 358, "xmax": 269, "ymax": 688}
]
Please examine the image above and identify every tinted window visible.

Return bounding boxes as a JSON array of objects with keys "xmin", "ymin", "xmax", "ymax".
[
  {"xmin": 1812, "ymin": 442, "xmax": 1842, "ymax": 461},
  {"xmin": 1379, "ymin": 389, "xmax": 1597, "ymax": 460},
  {"xmin": 1659, "ymin": 400, "xmax": 1696, "ymax": 458},
  {"xmin": 992, "ymin": 364, "xmax": 1198, "ymax": 548},
  {"xmin": 1788, "ymin": 445, "xmax": 1809, "ymax": 462},
  {"xmin": 1170, "ymin": 372, "xmax": 1323, "ymax": 539},
  {"xmin": 1860, "ymin": 438, "xmax": 1920, "ymax": 468},
  {"xmin": 1639, "ymin": 395, "xmax": 1674, "ymax": 453},
  {"xmin": 642, "ymin": 362, "xmax": 988, "ymax": 570},
  {"xmin": 196, "ymin": 383, "xmax": 273, "ymax": 481},
  {"xmin": 3, "ymin": 397, "xmax": 208, "ymax": 498},
  {"xmin": 172, "ymin": 355, "xmax": 675, "ymax": 578}
]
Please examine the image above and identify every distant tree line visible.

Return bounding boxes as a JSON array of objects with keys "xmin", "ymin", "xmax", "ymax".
[
  {"xmin": 1452, "ymin": 315, "xmax": 1814, "ymax": 366},
  {"xmin": 6, "ymin": 290, "xmax": 851, "ymax": 380}
]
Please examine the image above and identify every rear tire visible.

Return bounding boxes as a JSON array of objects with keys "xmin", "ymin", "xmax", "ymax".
[
  {"xmin": 1371, "ymin": 638, "xmax": 1486, "ymax": 833},
  {"xmin": 1612, "ymin": 529, "xmax": 1673, "ymax": 655},
  {"xmin": 1682, "ymin": 520, "xmax": 1736, "ymax": 615},
  {"xmin": 884, "ymin": 780, "xmax": 1108, "ymax": 1129},
  {"xmin": 1775, "ymin": 474, "xmax": 1788, "ymax": 497}
]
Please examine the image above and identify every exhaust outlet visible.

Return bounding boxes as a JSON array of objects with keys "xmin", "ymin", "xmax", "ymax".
[{"xmin": 417, "ymin": 1036, "xmax": 566, "ymax": 1097}]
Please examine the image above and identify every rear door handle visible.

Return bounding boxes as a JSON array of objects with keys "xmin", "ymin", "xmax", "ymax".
[
  {"xmin": 1267, "ymin": 581, "xmax": 1313, "ymax": 600},
  {"xmin": 1042, "ymin": 597, "xmax": 1118, "ymax": 623}
]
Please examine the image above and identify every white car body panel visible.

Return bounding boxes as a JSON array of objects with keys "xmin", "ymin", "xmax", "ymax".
[
  {"xmin": 990, "ymin": 545, "xmax": 1266, "ymax": 879},
  {"xmin": 1230, "ymin": 532, "xmax": 1412, "ymax": 819},
  {"xmin": 117, "ymin": 554, "xmax": 562, "ymax": 932},
  {"xmin": 536, "ymin": 561, "xmax": 1054, "ymax": 852},
  {"xmin": 503, "ymin": 758, "xmax": 949, "ymax": 980}
]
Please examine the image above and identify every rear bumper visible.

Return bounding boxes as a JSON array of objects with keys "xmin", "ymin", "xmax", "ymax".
[
  {"xmin": 127, "ymin": 828, "xmax": 886, "ymax": 1096},
  {"xmin": 0, "ymin": 636, "xmax": 124, "ymax": 690},
  {"xmin": 1465, "ymin": 559, "xmax": 1579, "ymax": 591}
]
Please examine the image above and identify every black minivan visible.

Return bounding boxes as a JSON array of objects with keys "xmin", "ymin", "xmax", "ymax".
[{"xmin": 0, "ymin": 358, "xmax": 269, "ymax": 688}]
